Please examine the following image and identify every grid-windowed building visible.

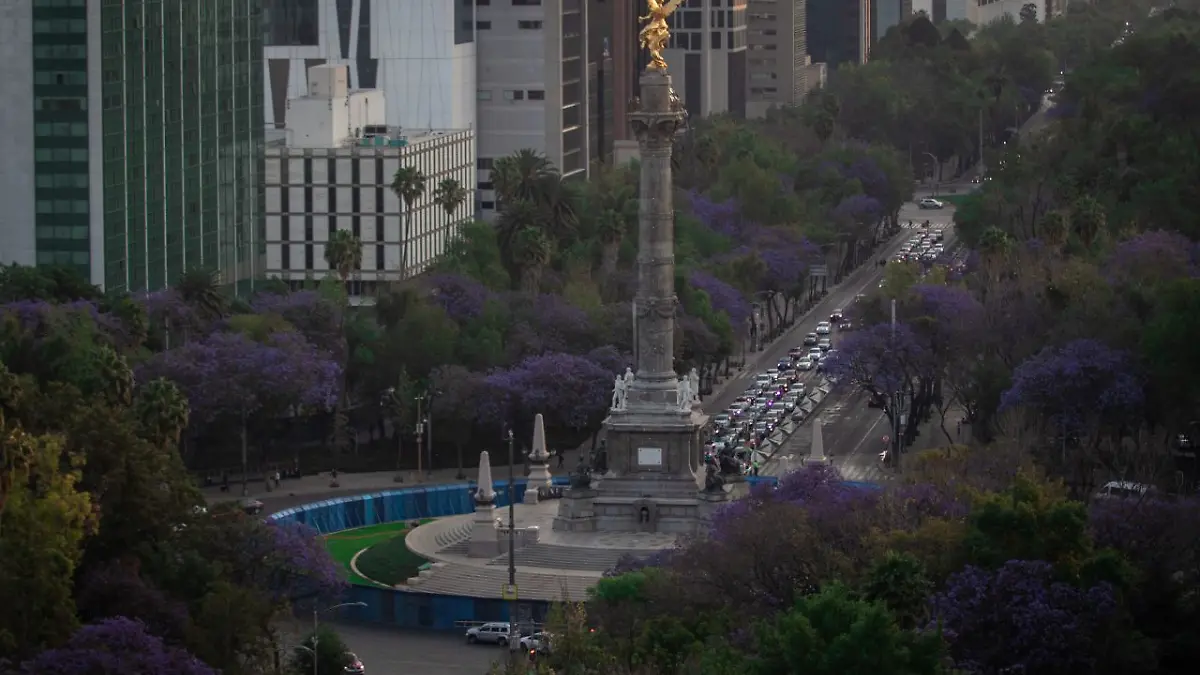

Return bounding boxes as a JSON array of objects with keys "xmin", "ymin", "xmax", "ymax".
[
  {"xmin": 746, "ymin": 0, "xmax": 807, "ymax": 118},
  {"xmin": 0, "ymin": 0, "xmax": 263, "ymax": 293},
  {"xmin": 657, "ymin": 0, "xmax": 748, "ymax": 119},
  {"xmin": 264, "ymin": 65, "xmax": 474, "ymax": 300}
]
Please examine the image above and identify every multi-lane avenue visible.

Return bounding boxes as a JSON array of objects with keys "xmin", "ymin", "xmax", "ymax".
[{"xmin": 762, "ymin": 201, "xmax": 958, "ymax": 482}]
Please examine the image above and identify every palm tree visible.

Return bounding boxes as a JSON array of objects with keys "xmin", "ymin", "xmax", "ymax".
[
  {"xmin": 389, "ymin": 166, "xmax": 427, "ymax": 280},
  {"xmin": 432, "ymin": 178, "xmax": 469, "ymax": 220},
  {"xmin": 491, "ymin": 149, "xmax": 553, "ymax": 206},
  {"xmin": 324, "ymin": 229, "xmax": 363, "ymax": 286},
  {"xmin": 175, "ymin": 267, "xmax": 226, "ymax": 323},
  {"xmin": 597, "ymin": 209, "xmax": 625, "ymax": 279},
  {"xmin": 536, "ymin": 173, "xmax": 580, "ymax": 245},
  {"xmin": 135, "ymin": 377, "xmax": 191, "ymax": 447},
  {"xmin": 511, "ymin": 226, "xmax": 552, "ymax": 293},
  {"xmin": 1071, "ymin": 196, "xmax": 1106, "ymax": 250},
  {"xmin": 496, "ymin": 198, "xmax": 542, "ymax": 285}
]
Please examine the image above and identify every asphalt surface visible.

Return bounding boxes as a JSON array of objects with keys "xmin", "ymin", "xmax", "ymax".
[
  {"xmin": 284, "ymin": 622, "xmax": 500, "ymax": 675},
  {"xmin": 768, "ymin": 203, "xmax": 959, "ymax": 482},
  {"xmin": 702, "ymin": 210, "xmax": 941, "ymax": 418}
]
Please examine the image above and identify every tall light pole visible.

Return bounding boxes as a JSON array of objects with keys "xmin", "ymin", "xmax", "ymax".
[
  {"xmin": 426, "ymin": 389, "xmax": 441, "ymax": 479},
  {"xmin": 311, "ymin": 601, "xmax": 367, "ymax": 675},
  {"xmin": 890, "ymin": 299, "xmax": 904, "ymax": 470},
  {"xmin": 413, "ymin": 394, "xmax": 424, "ymax": 481},
  {"xmin": 505, "ymin": 427, "xmax": 518, "ymax": 662}
]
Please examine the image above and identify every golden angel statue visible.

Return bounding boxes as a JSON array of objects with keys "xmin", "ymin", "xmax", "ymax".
[{"xmin": 639, "ymin": 0, "xmax": 686, "ymax": 71}]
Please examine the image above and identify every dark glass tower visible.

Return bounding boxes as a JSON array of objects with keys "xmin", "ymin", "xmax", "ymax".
[
  {"xmin": 98, "ymin": 0, "xmax": 264, "ymax": 293},
  {"xmin": 31, "ymin": 0, "xmax": 92, "ymax": 276}
]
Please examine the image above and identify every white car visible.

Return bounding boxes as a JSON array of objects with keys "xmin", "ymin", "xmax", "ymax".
[
  {"xmin": 808, "ymin": 348, "xmax": 823, "ymax": 362},
  {"xmin": 918, "ymin": 198, "xmax": 944, "ymax": 209},
  {"xmin": 796, "ymin": 357, "xmax": 814, "ymax": 371},
  {"xmin": 815, "ymin": 322, "xmax": 831, "ymax": 335},
  {"xmin": 520, "ymin": 632, "xmax": 553, "ymax": 654}
]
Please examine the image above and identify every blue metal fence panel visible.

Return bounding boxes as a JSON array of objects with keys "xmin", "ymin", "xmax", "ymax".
[{"xmin": 271, "ymin": 475, "xmax": 780, "ymax": 631}]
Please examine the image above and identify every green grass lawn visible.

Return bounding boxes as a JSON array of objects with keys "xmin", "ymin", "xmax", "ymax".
[{"xmin": 322, "ymin": 520, "xmax": 432, "ymax": 587}]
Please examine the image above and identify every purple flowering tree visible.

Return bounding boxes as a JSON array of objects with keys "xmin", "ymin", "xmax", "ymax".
[
  {"xmin": 689, "ymin": 270, "xmax": 751, "ymax": 328},
  {"xmin": 1000, "ymin": 339, "xmax": 1144, "ymax": 481},
  {"xmin": 1089, "ymin": 496, "xmax": 1200, "ymax": 588},
  {"xmin": 504, "ymin": 293, "xmax": 596, "ymax": 359},
  {"xmin": 136, "ymin": 331, "xmax": 341, "ymax": 487},
  {"xmin": 1106, "ymin": 230, "xmax": 1196, "ymax": 289},
  {"xmin": 485, "ymin": 352, "xmax": 612, "ymax": 442},
  {"xmin": 426, "ymin": 273, "xmax": 497, "ymax": 322},
  {"xmin": 250, "ymin": 291, "xmax": 344, "ymax": 355},
  {"xmin": 136, "ymin": 290, "xmax": 206, "ymax": 348},
  {"xmin": 18, "ymin": 617, "xmax": 216, "ymax": 675},
  {"xmin": 688, "ymin": 191, "xmax": 747, "ymax": 238},
  {"xmin": 582, "ymin": 345, "xmax": 631, "ymax": 376},
  {"xmin": 906, "ymin": 284, "xmax": 985, "ymax": 443},
  {"xmin": 824, "ymin": 322, "xmax": 937, "ymax": 450},
  {"xmin": 930, "ymin": 561, "xmax": 1118, "ymax": 675},
  {"xmin": 75, "ymin": 560, "xmax": 190, "ymax": 644}
]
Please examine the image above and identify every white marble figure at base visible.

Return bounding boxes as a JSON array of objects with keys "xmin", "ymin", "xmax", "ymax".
[
  {"xmin": 611, "ymin": 375, "xmax": 627, "ymax": 410},
  {"xmin": 676, "ymin": 376, "xmax": 692, "ymax": 411},
  {"xmin": 612, "ymin": 367, "xmax": 635, "ymax": 411},
  {"xmin": 688, "ymin": 368, "xmax": 701, "ymax": 406}
]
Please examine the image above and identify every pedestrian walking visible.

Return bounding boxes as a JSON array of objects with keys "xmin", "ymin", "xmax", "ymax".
[
  {"xmin": 557, "ymin": 451, "xmax": 565, "ymax": 468},
  {"xmin": 956, "ymin": 419, "xmax": 962, "ymax": 440}
]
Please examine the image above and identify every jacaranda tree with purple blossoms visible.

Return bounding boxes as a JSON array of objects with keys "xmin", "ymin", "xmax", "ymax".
[
  {"xmin": 1000, "ymin": 339, "xmax": 1144, "ymax": 482},
  {"xmin": 485, "ymin": 352, "xmax": 612, "ymax": 444},
  {"xmin": 824, "ymin": 321, "xmax": 939, "ymax": 448},
  {"xmin": 17, "ymin": 617, "xmax": 216, "ymax": 675},
  {"xmin": 930, "ymin": 561, "xmax": 1119, "ymax": 675},
  {"xmin": 136, "ymin": 330, "xmax": 341, "ymax": 484}
]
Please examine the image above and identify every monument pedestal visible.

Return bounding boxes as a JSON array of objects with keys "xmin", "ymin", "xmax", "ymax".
[{"xmin": 555, "ymin": 406, "xmax": 719, "ymax": 534}]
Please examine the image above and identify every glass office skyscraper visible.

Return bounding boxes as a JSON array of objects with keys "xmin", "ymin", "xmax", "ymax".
[{"xmin": 4, "ymin": 0, "xmax": 264, "ymax": 293}]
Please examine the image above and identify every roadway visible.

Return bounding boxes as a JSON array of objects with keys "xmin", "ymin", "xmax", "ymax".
[
  {"xmin": 280, "ymin": 621, "xmax": 499, "ymax": 675},
  {"xmin": 767, "ymin": 203, "xmax": 959, "ymax": 482},
  {"xmin": 702, "ymin": 201, "xmax": 953, "ymax": 418}
]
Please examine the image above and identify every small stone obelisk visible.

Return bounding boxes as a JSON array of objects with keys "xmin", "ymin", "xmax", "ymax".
[
  {"xmin": 469, "ymin": 450, "xmax": 500, "ymax": 558},
  {"xmin": 525, "ymin": 413, "xmax": 552, "ymax": 504}
]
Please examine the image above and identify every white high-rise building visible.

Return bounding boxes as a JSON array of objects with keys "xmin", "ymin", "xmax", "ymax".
[{"xmin": 263, "ymin": 0, "xmax": 476, "ymax": 132}]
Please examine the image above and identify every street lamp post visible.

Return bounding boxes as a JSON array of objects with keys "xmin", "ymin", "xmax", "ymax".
[
  {"xmin": 384, "ymin": 386, "xmax": 404, "ymax": 482},
  {"xmin": 311, "ymin": 601, "xmax": 367, "ymax": 675},
  {"xmin": 505, "ymin": 428, "xmax": 518, "ymax": 662},
  {"xmin": 414, "ymin": 394, "xmax": 424, "ymax": 481},
  {"xmin": 426, "ymin": 389, "xmax": 441, "ymax": 479},
  {"xmin": 922, "ymin": 151, "xmax": 939, "ymax": 193}
]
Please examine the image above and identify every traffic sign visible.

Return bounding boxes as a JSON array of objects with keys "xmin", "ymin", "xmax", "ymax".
[{"xmin": 502, "ymin": 584, "xmax": 519, "ymax": 600}]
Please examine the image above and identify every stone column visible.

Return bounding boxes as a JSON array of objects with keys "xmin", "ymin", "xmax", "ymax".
[{"xmin": 627, "ymin": 70, "xmax": 687, "ymax": 411}]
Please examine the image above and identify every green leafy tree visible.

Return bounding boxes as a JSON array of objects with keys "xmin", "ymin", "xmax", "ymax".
[
  {"xmin": 324, "ymin": 229, "xmax": 363, "ymax": 285},
  {"xmin": 0, "ymin": 368, "xmax": 95, "ymax": 658},
  {"xmin": 861, "ymin": 551, "xmax": 935, "ymax": 630},
  {"xmin": 290, "ymin": 625, "xmax": 353, "ymax": 675},
  {"xmin": 725, "ymin": 584, "xmax": 946, "ymax": 675}
]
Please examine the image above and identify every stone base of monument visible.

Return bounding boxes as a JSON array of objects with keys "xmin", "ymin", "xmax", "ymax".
[{"xmin": 554, "ymin": 405, "xmax": 724, "ymax": 534}]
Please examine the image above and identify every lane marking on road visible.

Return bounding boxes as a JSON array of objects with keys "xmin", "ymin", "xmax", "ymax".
[{"xmin": 847, "ymin": 412, "xmax": 889, "ymax": 460}]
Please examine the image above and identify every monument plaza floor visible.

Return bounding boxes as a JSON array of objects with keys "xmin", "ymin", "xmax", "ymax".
[{"xmin": 401, "ymin": 500, "xmax": 678, "ymax": 602}]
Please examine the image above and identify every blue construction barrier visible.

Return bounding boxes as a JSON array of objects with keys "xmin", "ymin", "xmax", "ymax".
[{"xmin": 276, "ymin": 474, "xmax": 782, "ymax": 631}]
